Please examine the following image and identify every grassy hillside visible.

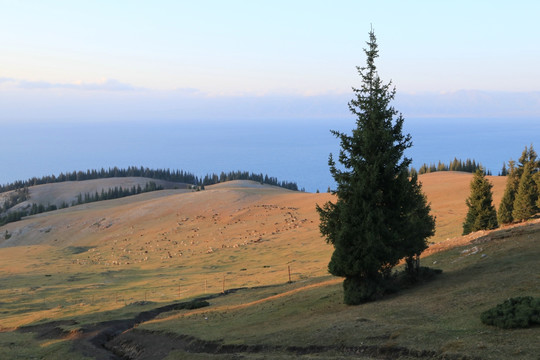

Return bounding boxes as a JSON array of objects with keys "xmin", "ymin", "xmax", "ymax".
[
  {"xmin": 136, "ymin": 222, "xmax": 539, "ymax": 359},
  {"xmin": 0, "ymin": 177, "xmax": 192, "ymax": 212},
  {"xmin": 0, "ymin": 173, "xmax": 536, "ymax": 359},
  {"xmin": 419, "ymin": 172, "xmax": 506, "ymax": 241}
]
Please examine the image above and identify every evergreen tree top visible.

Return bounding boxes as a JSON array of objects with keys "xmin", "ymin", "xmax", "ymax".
[{"xmin": 330, "ymin": 29, "xmax": 412, "ymax": 196}]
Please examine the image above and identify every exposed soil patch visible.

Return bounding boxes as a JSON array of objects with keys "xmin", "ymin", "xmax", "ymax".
[
  {"xmin": 106, "ymin": 328, "xmax": 482, "ymax": 360},
  {"xmin": 15, "ymin": 295, "xmax": 219, "ymax": 360},
  {"xmin": 15, "ymin": 285, "xmax": 482, "ymax": 360},
  {"xmin": 17, "ymin": 319, "xmax": 78, "ymax": 340}
]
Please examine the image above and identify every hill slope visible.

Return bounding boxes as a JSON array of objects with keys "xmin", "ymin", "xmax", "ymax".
[
  {"xmin": 0, "ymin": 177, "xmax": 192, "ymax": 213},
  {"xmin": 0, "ymin": 173, "xmax": 537, "ymax": 359}
]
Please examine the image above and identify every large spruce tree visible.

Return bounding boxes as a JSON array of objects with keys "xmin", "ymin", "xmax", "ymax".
[
  {"xmin": 317, "ymin": 30, "xmax": 435, "ymax": 305},
  {"xmin": 462, "ymin": 169, "xmax": 498, "ymax": 235}
]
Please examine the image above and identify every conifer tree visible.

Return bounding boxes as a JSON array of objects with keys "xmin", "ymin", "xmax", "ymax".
[
  {"xmin": 498, "ymin": 160, "xmax": 518, "ymax": 224},
  {"xmin": 463, "ymin": 169, "xmax": 498, "ymax": 235},
  {"xmin": 499, "ymin": 146, "xmax": 540, "ymax": 224},
  {"xmin": 500, "ymin": 162, "xmax": 508, "ymax": 176},
  {"xmin": 317, "ymin": 29, "xmax": 434, "ymax": 305},
  {"xmin": 512, "ymin": 162, "xmax": 538, "ymax": 222},
  {"xmin": 536, "ymin": 172, "xmax": 540, "ymax": 209}
]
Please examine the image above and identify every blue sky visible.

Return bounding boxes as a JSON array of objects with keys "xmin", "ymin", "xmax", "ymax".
[{"xmin": 1, "ymin": 0, "xmax": 540, "ymax": 121}]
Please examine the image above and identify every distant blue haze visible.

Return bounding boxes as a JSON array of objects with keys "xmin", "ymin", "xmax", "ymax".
[{"xmin": 2, "ymin": 118, "xmax": 538, "ymax": 193}]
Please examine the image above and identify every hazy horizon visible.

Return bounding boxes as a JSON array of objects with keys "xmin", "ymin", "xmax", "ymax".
[
  {"xmin": 1, "ymin": 2, "xmax": 539, "ymax": 191},
  {"xmin": 1, "ymin": 118, "xmax": 538, "ymax": 193}
]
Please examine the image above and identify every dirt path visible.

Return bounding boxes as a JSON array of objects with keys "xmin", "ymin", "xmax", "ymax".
[
  {"xmin": 145, "ymin": 278, "xmax": 342, "ymax": 326},
  {"xmin": 16, "ymin": 295, "xmax": 222, "ymax": 360},
  {"xmin": 15, "ymin": 279, "xmax": 485, "ymax": 360}
]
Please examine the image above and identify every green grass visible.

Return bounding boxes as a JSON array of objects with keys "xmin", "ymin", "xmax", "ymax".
[
  {"xmin": 0, "ymin": 224, "xmax": 538, "ymax": 359},
  {"xmin": 139, "ymin": 231, "xmax": 540, "ymax": 359},
  {"xmin": 0, "ymin": 331, "xmax": 93, "ymax": 360}
]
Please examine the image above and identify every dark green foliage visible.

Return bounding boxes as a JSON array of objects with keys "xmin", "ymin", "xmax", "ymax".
[
  {"xmin": 343, "ymin": 267, "xmax": 442, "ymax": 305},
  {"xmin": 500, "ymin": 162, "xmax": 508, "ymax": 176},
  {"xmin": 0, "ymin": 210, "xmax": 26, "ymax": 226},
  {"xmin": 317, "ymin": 30, "xmax": 435, "ymax": 305},
  {"xmin": 499, "ymin": 146, "xmax": 540, "ymax": 224},
  {"xmin": 28, "ymin": 203, "xmax": 56, "ymax": 215},
  {"xmin": 536, "ymin": 172, "xmax": 540, "ymax": 209},
  {"xmin": 182, "ymin": 300, "xmax": 210, "ymax": 310},
  {"xmin": 201, "ymin": 170, "xmax": 299, "ymax": 190},
  {"xmin": 417, "ymin": 157, "xmax": 484, "ymax": 175},
  {"xmin": 1, "ymin": 187, "xmax": 29, "ymax": 212},
  {"xmin": 0, "ymin": 167, "xmax": 299, "ymax": 193},
  {"xmin": 76, "ymin": 182, "xmax": 164, "ymax": 205},
  {"xmin": 401, "ymin": 172, "xmax": 436, "ymax": 275},
  {"xmin": 343, "ymin": 276, "xmax": 384, "ymax": 305},
  {"xmin": 512, "ymin": 162, "xmax": 539, "ymax": 221},
  {"xmin": 400, "ymin": 266, "xmax": 442, "ymax": 286},
  {"xmin": 463, "ymin": 169, "xmax": 498, "ymax": 235},
  {"xmin": 481, "ymin": 296, "xmax": 540, "ymax": 329},
  {"xmin": 498, "ymin": 161, "xmax": 518, "ymax": 224},
  {"xmin": 0, "ymin": 166, "xmax": 197, "ymax": 192}
]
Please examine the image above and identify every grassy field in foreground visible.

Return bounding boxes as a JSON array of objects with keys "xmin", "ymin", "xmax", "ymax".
[
  {"xmin": 0, "ymin": 175, "xmax": 533, "ymax": 359},
  {"xmin": 138, "ymin": 223, "xmax": 540, "ymax": 359},
  {"xmin": 0, "ymin": 222, "xmax": 536, "ymax": 359}
]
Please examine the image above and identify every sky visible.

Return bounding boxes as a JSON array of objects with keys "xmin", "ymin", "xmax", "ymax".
[
  {"xmin": 1, "ymin": 0, "xmax": 540, "ymax": 122},
  {"xmin": 0, "ymin": 1, "xmax": 539, "ymax": 190}
]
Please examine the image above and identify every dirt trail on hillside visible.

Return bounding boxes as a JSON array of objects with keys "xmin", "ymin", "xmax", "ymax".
[{"xmin": 16, "ymin": 285, "xmax": 482, "ymax": 360}]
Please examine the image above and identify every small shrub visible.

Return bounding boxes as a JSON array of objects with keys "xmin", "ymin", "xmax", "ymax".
[{"xmin": 481, "ymin": 296, "xmax": 540, "ymax": 329}]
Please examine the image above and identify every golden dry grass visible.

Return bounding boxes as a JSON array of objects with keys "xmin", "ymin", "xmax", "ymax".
[
  {"xmin": 0, "ymin": 173, "xmax": 538, "ymax": 359},
  {"xmin": 418, "ymin": 172, "xmax": 506, "ymax": 241},
  {"xmin": 0, "ymin": 173, "xmax": 508, "ymax": 329}
]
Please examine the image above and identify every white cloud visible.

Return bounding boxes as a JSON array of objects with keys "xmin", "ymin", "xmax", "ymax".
[
  {"xmin": 0, "ymin": 77, "xmax": 138, "ymax": 91},
  {"xmin": 395, "ymin": 90, "xmax": 540, "ymax": 118},
  {"xmin": 1, "ymin": 78, "xmax": 539, "ymax": 123}
]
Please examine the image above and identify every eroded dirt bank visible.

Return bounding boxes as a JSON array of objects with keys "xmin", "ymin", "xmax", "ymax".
[
  {"xmin": 106, "ymin": 328, "xmax": 482, "ymax": 360},
  {"xmin": 15, "ymin": 288, "xmax": 483, "ymax": 360}
]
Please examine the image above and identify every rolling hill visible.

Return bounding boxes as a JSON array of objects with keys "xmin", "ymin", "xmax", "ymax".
[
  {"xmin": 0, "ymin": 172, "xmax": 537, "ymax": 359},
  {"xmin": 0, "ymin": 177, "xmax": 192, "ymax": 213}
]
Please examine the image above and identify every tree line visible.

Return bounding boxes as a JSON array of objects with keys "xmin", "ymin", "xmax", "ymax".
[
  {"xmin": 74, "ymin": 182, "xmax": 164, "ymax": 206},
  {"xmin": 0, "ymin": 167, "xmax": 198, "ymax": 193},
  {"xmin": 1, "ymin": 187, "xmax": 29, "ymax": 212},
  {"xmin": 412, "ymin": 158, "xmax": 488, "ymax": 176},
  {"xmin": 0, "ymin": 166, "xmax": 299, "ymax": 193},
  {"xmin": 200, "ymin": 171, "xmax": 299, "ymax": 191},
  {"xmin": 462, "ymin": 145, "xmax": 539, "ymax": 235}
]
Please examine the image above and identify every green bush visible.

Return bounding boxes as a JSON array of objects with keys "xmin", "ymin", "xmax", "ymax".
[{"xmin": 481, "ymin": 296, "xmax": 540, "ymax": 329}]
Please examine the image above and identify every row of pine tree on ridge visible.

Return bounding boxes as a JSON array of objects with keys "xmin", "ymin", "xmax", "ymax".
[{"xmin": 463, "ymin": 145, "xmax": 539, "ymax": 235}]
